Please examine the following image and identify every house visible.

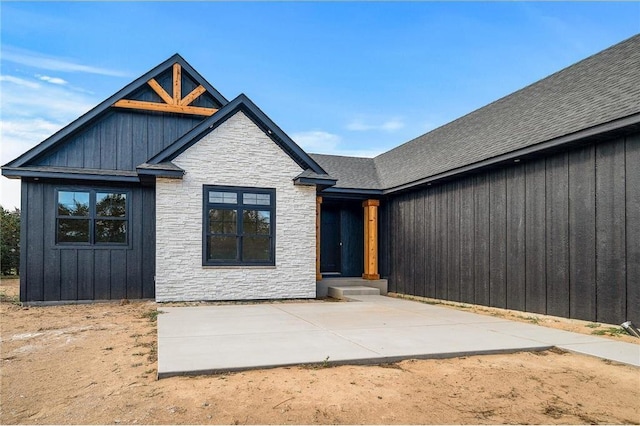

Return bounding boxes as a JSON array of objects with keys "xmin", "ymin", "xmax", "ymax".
[{"xmin": 3, "ymin": 35, "xmax": 639, "ymax": 326}]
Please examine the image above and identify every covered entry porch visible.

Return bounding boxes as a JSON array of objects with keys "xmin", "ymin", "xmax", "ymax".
[{"xmin": 315, "ymin": 195, "xmax": 386, "ymax": 297}]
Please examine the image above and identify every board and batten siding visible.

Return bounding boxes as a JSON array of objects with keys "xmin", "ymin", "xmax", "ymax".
[
  {"xmin": 385, "ymin": 133, "xmax": 640, "ymax": 325},
  {"xmin": 19, "ymin": 180, "xmax": 156, "ymax": 302},
  {"xmin": 155, "ymin": 111, "xmax": 317, "ymax": 302},
  {"xmin": 33, "ymin": 110, "xmax": 204, "ymax": 171}
]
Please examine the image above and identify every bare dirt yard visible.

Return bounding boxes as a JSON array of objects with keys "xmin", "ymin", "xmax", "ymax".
[{"xmin": 1, "ymin": 277, "xmax": 639, "ymax": 425}]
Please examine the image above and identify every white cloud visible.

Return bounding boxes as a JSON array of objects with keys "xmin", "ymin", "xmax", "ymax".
[
  {"xmin": 0, "ymin": 75, "xmax": 40, "ymax": 89},
  {"xmin": 1, "ymin": 75, "xmax": 96, "ymax": 121},
  {"xmin": 291, "ymin": 130, "xmax": 341, "ymax": 152},
  {"xmin": 380, "ymin": 118, "xmax": 405, "ymax": 131},
  {"xmin": 37, "ymin": 75, "xmax": 68, "ymax": 85},
  {"xmin": 3, "ymin": 46, "xmax": 129, "ymax": 77},
  {"xmin": 0, "ymin": 72, "xmax": 99, "ymax": 209},
  {"xmin": 0, "ymin": 120, "xmax": 57, "ymax": 210},
  {"xmin": 291, "ymin": 130, "xmax": 384, "ymax": 158},
  {"xmin": 346, "ymin": 116, "xmax": 405, "ymax": 132},
  {"xmin": 1, "ymin": 118, "xmax": 63, "ymax": 209},
  {"xmin": 1, "ymin": 118, "xmax": 64, "ymax": 150}
]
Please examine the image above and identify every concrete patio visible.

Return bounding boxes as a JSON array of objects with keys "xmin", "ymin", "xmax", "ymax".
[{"xmin": 157, "ymin": 295, "xmax": 640, "ymax": 378}]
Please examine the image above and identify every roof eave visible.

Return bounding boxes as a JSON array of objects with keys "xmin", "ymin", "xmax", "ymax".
[
  {"xmin": 293, "ymin": 176, "xmax": 338, "ymax": 187},
  {"xmin": 320, "ymin": 187, "xmax": 384, "ymax": 196},
  {"xmin": 382, "ymin": 112, "xmax": 640, "ymax": 195},
  {"xmin": 1, "ymin": 167, "xmax": 141, "ymax": 183}
]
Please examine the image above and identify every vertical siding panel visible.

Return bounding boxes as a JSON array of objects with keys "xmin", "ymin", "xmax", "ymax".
[
  {"xmin": 77, "ymin": 250, "xmax": 94, "ymax": 300},
  {"xmin": 83, "ymin": 127, "xmax": 100, "ymax": 169},
  {"xmin": 506, "ymin": 165, "xmax": 526, "ymax": 311},
  {"xmin": 546, "ymin": 154, "xmax": 570, "ymax": 318},
  {"xmin": 142, "ymin": 186, "xmax": 156, "ymax": 299},
  {"xmin": 148, "ymin": 116, "xmax": 165, "ymax": 159},
  {"xmin": 100, "ymin": 117, "xmax": 117, "ymax": 169},
  {"xmin": 435, "ymin": 185, "xmax": 448, "ymax": 299},
  {"xmin": 164, "ymin": 117, "xmax": 181, "ymax": 150},
  {"xmin": 19, "ymin": 181, "xmax": 28, "ymax": 301},
  {"xmin": 126, "ymin": 248, "xmax": 142, "ymax": 299},
  {"xmin": 60, "ymin": 249, "xmax": 78, "ymax": 300},
  {"xmin": 43, "ymin": 186, "xmax": 60, "ymax": 301},
  {"xmin": 474, "ymin": 174, "xmax": 490, "ymax": 305},
  {"xmin": 402, "ymin": 194, "xmax": 410, "ymax": 295},
  {"xmin": 394, "ymin": 197, "xmax": 404, "ymax": 294},
  {"xmin": 49, "ymin": 147, "xmax": 67, "ymax": 167},
  {"xmin": 414, "ymin": 192, "xmax": 426, "ymax": 297},
  {"xmin": 66, "ymin": 135, "xmax": 84, "ymax": 167},
  {"xmin": 489, "ymin": 170, "xmax": 507, "ymax": 308},
  {"xmin": 595, "ymin": 139, "xmax": 626, "ymax": 324},
  {"xmin": 447, "ymin": 182, "xmax": 461, "ymax": 301},
  {"xmin": 126, "ymin": 188, "xmax": 142, "ymax": 299},
  {"xmin": 378, "ymin": 202, "xmax": 389, "ymax": 279},
  {"xmin": 427, "ymin": 189, "xmax": 437, "ymax": 298},
  {"xmin": 626, "ymin": 135, "xmax": 640, "ymax": 325},
  {"xmin": 26, "ymin": 183, "xmax": 44, "ymax": 301},
  {"xmin": 525, "ymin": 160, "xmax": 547, "ymax": 314},
  {"xmin": 460, "ymin": 178, "xmax": 475, "ymax": 303},
  {"xmin": 132, "ymin": 114, "xmax": 148, "ymax": 167},
  {"xmin": 94, "ymin": 250, "xmax": 111, "ymax": 299},
  {"xmin": 117, "ymin": 113, "xmax": 133, "ymax": 170},
  {"xmin": 407, "ymin": 194, "xmax": 416, "ymax": 295},
  {"xmin": 395, "ymin": 197, "xmax": 403, "ymax": 293},
  {"xmin": 402, "ymin": 194, "xmax": 411, "ymax": 295},
  {"xmin": 388, "ymin": 199, "xmax": 397, "ymax": 292},
  {"xmin": 568, "ymin": 146, "xmax": 596, "ymax": 321},
  {"xmin": 110, "ymin": 250, "xmax": 127, "ymax": 299},
  {"xmin": 394, "ymin": 198, "xmax": 402, "ymax": 293},
  {"xmin": 44, "ymin": 248, "xmax": 61, "ymax": 301}
]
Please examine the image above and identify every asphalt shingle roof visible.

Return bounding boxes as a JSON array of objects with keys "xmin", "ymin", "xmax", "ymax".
[
  {"xmin": 313, "ymin": 34, "xmax": 640, "ymax": 192},
  {"xmin": 308, "ymin": 153, "xmax": 381, "ymax": 190}
]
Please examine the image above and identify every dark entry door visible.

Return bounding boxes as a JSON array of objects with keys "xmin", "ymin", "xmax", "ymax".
[{"xmin": 320, "ymin": 207, "xmax": 341, "ymax": 273}]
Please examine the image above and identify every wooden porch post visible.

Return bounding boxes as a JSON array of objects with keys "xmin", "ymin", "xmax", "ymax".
[
  {"xmin": 362, "ymin": 199, "xmax": 380, "ymax": 280},
  {"xmin": 316, "ymin": 196, "xmax": 323, "ymax": 281}
]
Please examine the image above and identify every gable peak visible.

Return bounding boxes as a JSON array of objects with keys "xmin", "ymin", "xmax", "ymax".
[{"xmin": 112, "ymin": 60, "xmax": 219, "ymax": 117}]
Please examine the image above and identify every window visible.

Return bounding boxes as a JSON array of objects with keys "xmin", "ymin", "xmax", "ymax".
[
  {"xmin": 203, "ymin": 186, "xmax": 275, "ymax": 266},
  {"xmin": 56, "ymin": 189, "xmax": 128, "ymax": 245}
]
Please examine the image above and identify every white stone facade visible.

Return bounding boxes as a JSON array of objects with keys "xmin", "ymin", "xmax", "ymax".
[{"xmin": 155, "ymin": 111, "xmax": 317, "ymax": 301}]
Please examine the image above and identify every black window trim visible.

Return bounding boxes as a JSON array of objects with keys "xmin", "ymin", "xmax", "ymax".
[
  {"xmin": 54, "ymin": 187, "xmax": 130, "ymax": 247},
  {"xmin": 202, "ymin": 185, "xmax": 276, "ymax": 267}
]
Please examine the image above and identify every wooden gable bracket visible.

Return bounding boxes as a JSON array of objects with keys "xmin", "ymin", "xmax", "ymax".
[{"xmin": 113, "ymin": 63, "xmax": 218, "ymax": 116}]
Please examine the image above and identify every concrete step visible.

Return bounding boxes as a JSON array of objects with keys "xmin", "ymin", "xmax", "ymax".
[{"xmin": 327, "ymin": 285, "xmax": 380, "ymax": 299}]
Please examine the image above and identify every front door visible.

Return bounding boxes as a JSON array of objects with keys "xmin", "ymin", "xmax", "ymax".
[{"xmin": 320, "ymin": 206, "xmax": 341, "ymax": 273}]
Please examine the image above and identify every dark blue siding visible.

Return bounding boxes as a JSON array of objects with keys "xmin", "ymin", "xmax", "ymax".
[
  {"xmin": 386, "ymin": 133, "xmax": 640, "ymax": 325},
  {"xmin": 34, "ymin": 111, "xmax": 203, "ymax": 170},
  {"xmin": 20, "ymin": 180, "xmax": 155, "ymax": 302}
]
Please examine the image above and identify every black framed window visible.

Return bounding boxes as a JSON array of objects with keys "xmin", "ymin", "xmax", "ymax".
[
  {"xmin": 56, "ymin": 189, "xmax": 128, "ymax": 245},
  {"xmin": 204, "ymin": 186, "xmax": 275, "ymax": 266}
]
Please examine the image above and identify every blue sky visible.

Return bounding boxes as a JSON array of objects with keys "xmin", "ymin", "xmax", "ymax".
[{"xmin": 1, "ymin": 2, "xmax": 639, "ymax": 208}]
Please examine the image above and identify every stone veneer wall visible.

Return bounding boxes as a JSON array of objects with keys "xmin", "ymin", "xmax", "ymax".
[{"xmin": 155, "ymin": 111, "xmax": 316, "ymax": 301}]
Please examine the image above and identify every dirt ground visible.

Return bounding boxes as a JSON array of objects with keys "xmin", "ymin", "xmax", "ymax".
[{"xmin": 1, "ymin": 278, "xmax": 639, "ymax": 425}]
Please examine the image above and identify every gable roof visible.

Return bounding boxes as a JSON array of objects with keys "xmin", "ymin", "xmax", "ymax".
[
  {"xmin": 4, "ymin": 35, "xmax": 639, "ymax": 193},
  {"xmin": 149, "ymin": 93, "xmax": 332, "ymax": 179},
  {"xmin": 3, "ymin": 54, "xmax": 228, "ymax": 170},
  {"xmin": 372, "ymin": 34, "xmax": 640, "ymax": 192}
]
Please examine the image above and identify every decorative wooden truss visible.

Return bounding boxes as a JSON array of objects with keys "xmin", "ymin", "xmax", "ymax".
[{"xmin": 113, "ymin": 64, "xmax": 218, "ymax": 116}]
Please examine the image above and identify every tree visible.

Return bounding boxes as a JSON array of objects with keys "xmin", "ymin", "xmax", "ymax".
[{"xmin": 1, "ymin": 207, "xmax": 20, "ymax": 276}]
